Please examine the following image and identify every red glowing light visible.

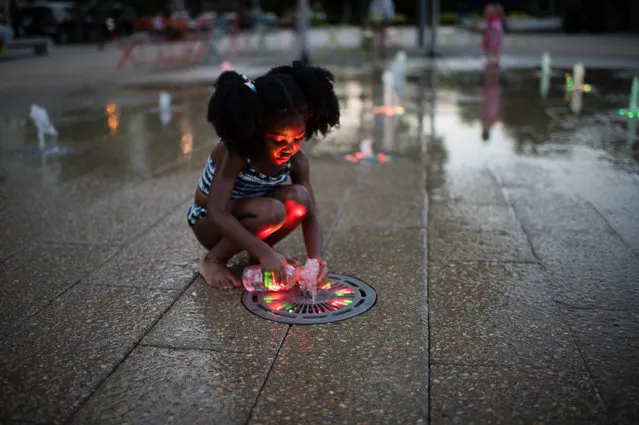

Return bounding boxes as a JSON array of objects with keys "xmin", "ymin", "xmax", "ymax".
[
  {"xmin": 257, "ymin": 222, "xmax": 283, "ymax": 239},
  {"xmin": 284, "ymin": 200, "xmax": 307, "ymax": 220},
  {"xmin": 271, "ymin": 301, "xmax": 289, "ymax": 310},
  {"xmin": 334, "ymin": 287, "xmax": 354, "ymax": 296},
  {"xmin": 321, "ymin": 281, "xmax": 334, "ymax": 290},
  {"xmin": 330, "ymin": 299, "xmax": 349, "ymax": 308}
]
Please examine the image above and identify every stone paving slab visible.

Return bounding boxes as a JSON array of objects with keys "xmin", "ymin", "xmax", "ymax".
[
  {"xmin": 83, "ymin": 203, "xmax": 202, "ymax": 290},
  {"xmin": 562, "ymin": 309, "xmax": 639, "ymax": 425},
  {"xmin": 527, "ymin": 230, "xmax": 635, "ymax": 266},
  {"xmin": 337, "ymin": 182, "xmax": 423, "ymax": 229},
  {"xmin": 430, "ymin": 167, "xmax": 508, "ymax": 206},
  {"xmin": 43, "ymin": 168, "xmax": 196, "ymax": 245},
  {"xmin": 505, "ymin": 189, "xmax": 614, "ymax": 234},
  {"xmin": 430, "ymin": 364, "xmax": 610, "ymax": 425},
  {"xmin": 544, "ymin": 262, "xmax": 639, "ymax": 311},
  {"xmin": 0, "ymin": 242, "xmax": 117, "ymax": 330},
  {"xmin": 0, "ymin": 284, "xmax": 180, "ymax": 423},
  {"xmin": 68, "ymin": 346, "xmax": 273, "ymax": 425},
  {"xmin": 430, "ymin": 261, "xmax": 582, "ymax": 369},
  {"xmin": 428, "ymin": 203, "xmax": 537, "ymax": 263},
  {"xmin": 141, "ymin": 278, "xmax": 287, "ymax": 354}
]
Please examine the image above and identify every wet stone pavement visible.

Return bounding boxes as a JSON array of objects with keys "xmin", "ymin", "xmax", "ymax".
[{"xmin": 0, "ymin": 56, "xmax": 638, "ymax": 425}]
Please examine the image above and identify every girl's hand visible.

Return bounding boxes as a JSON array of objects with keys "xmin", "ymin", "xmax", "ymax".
[
  {"xmin": 282, "ymin": 253, "xmax": 303, "ymax": 267},
  {"xmin": 258, "ymin": 250, "xmax": 288, "ymax": 286}
]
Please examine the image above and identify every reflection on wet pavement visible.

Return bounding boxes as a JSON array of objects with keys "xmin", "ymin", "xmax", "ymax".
[{"xmin": 424, "ymin": 63, "xmax": 639, "ymax": 425}]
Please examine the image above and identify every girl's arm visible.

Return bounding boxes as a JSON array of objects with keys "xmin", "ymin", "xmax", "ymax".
[
  {"xmin": 290, "ymin": 150, "xmax": 323, "ymax": 259},
  {"xmin": 206, "ymin": 145, "xmax": 277, "ymax": 262}
]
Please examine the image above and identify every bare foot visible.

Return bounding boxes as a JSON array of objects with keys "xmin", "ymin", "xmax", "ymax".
[{"xmin": 198, "ymin": 258, "xmax": 241, "ymax": 290}]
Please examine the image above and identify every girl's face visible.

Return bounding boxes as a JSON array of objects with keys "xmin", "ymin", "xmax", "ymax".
[{"xmin": 264, "ymin": 113, "xmax": 306, "ymax": 165}]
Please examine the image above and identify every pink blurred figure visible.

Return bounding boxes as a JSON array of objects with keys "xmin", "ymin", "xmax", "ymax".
[
  {"xmin": 482, "ymin": 3, "xmax": 505, "ymax": 64},
  {"xmin": 481, "ymin": 61, "xmax": 501, "ymax": 141},
  {"xmin": 221, "ymin": 61, "xmax": 233, "ymax": 71}
]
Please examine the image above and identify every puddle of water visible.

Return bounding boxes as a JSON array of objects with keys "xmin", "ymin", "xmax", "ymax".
[
  {"xmin": 1, "ymin": 65, "xmax": 637, "ymax": 197},
  {"xmin": 425, "ymin": 67, "xmax": 639, "ymax": 167}
]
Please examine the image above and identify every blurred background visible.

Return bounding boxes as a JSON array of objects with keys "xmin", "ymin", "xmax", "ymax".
[{"xmin": 1, "ymin": 0, "xmax": 638, "ymax": 48}]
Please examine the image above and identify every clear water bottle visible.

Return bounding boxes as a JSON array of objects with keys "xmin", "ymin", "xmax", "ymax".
[{"xmin": 242, "ymin": 263, "xmax": 298, "ymax": 292}]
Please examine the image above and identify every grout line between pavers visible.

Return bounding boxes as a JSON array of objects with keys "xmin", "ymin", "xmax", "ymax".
[
  {"xmin": 61, "ymin": 274, "xmax": 199, "ymax": 425},
  {"xmin": 490, "ymin": 168, "xmax": 542, "ymax": 264},
  {"xmin": 555, "ymin": 306, "xmax": 613, "ymax": 418},
  {"xmin": 1, "ymin": 197, "xmax": 191, "ymax": 343},
  {"xmin": 422, "ymin": 72, "xmax": 433, "ymax": 425},
  {"xmin": 244, "ymin": 326, "xmax": 291, "ymax": 425},
  {"xmin": 580, "ymin": 197, "xmax": 639, "ymax": 256},
  {"xmin": 121, "ymin": 195, "xmax": 193, "ymax": 244},
  {"xmin": 36, "ymin": 240, "xmax": 126, "ymax": 248},
  {"xmin": 492, "ymin": 166, "xmax": 613, "ymax": 420},
  {"xmin": 423, "ymin": 188, "xmax": 432, "ymax": 425},
  {"xmin": 0, "ymin": 240, "xmax": 36, "ymax": 266},
  {"xmin": 321, "ymin": 187, "xmax": 352, "ymax": 252},
  {"xmin": 75, "ymin": 279, "xmax": 196, "ymax": 290}
]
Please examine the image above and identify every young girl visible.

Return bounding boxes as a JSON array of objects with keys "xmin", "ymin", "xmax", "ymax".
[
  {"xmin": 188, "ymin": 61, "xmax": 340, "ymax": 290},
  {"xmin": 482, "ymin": 3, "xmax": 505, "ymax": 64}
]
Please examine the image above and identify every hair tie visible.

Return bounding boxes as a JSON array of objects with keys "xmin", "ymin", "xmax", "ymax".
[{"xmin": 242, "ymin": 74, "xmax": 256, "ymax": 93}]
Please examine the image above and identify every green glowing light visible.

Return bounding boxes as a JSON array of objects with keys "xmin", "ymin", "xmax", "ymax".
[
  {"xmin": 263, "ymin": 271, "xmax": 274, "ymax": 290},
  {"xmin": 618, "ymin": 108, "xmax": 639, "ymax": 119}
]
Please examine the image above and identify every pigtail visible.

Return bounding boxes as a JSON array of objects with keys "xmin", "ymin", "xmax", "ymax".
[
  {"xmin": 207, "ymin": 71, "xmax": 262, "ymax": 157},
  {"xmin": 267, "ymin": 61, "xmax": 340, "ymax": 139}
]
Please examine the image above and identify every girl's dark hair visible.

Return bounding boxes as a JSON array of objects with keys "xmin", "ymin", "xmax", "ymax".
[{"xmin": 207, "ymin": 61, "xmax": 340, "ymax": 157}]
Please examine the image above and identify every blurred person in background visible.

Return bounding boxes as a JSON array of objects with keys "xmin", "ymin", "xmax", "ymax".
[
  {"xmin": 482, "ymin": 3, "xmax": 505, "ymax": 64},
  {"xmin": 368, "ymin": 0, "xmax": 395, "ymax": 59}
]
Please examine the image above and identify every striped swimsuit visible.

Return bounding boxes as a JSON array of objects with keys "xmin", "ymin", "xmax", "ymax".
[{"xmin": 187, "ymin": 156, "xmax": 291, "ymax": 226}]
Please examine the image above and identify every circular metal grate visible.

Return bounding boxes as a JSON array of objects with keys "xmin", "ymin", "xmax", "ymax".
[{"xmin": 242, "ymin": 274, "xmax": 376, "ymax": 325}]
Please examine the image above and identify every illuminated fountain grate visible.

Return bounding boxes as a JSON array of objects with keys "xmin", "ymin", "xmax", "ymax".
[{"xmin": 242, "ymin": 274, "xmax": 376, "ymax": 325}]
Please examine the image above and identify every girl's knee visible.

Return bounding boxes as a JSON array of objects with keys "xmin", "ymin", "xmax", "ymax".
[{"xmin": 262, "ymin": 198, "xmax": 287, "ymax": 225}]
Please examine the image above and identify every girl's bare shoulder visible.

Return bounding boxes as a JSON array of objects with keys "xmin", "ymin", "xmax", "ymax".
[{"xmin": 211, "ymin": 142, "xmax": 245, "ymax": 172}]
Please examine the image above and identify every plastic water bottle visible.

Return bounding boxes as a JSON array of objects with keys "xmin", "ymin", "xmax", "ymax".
[
  {"xmin": 242, "ymin": 259, "xmax": 325, "ymax": 293},
  {"xmin": 242, "ymin": 263, "xmax": 298, "ymax": 292}
]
